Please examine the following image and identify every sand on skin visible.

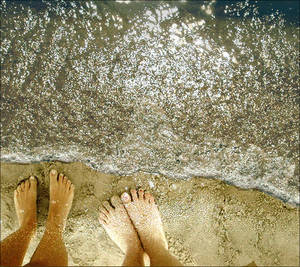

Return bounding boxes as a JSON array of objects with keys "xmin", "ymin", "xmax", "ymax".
[{"xmin": 0, "ymin": 161, "xmax": 299, "ymax": 266}]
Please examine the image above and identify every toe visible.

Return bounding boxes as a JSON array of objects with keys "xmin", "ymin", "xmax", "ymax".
[
  {"xmin": 17, "ymin": 185, "xmax": 22, "ymax": 193},
  {"xmin": 110, "ymin": 195, "xmax": 123, "ymax": 208},
  {"xmin": 103, "ymin": 201, "xmax": 114, "ymax": 213},
  {"xmin": 138, "ymin": 188, "xmax": 144, "ymax": 200},
  {"xmin": 20, "ymin": 181, "xmax": 25, "ymax": 192},
  {"xmin": 63, "ymin": 176, "xmax": 68, "ymax": 184},
  {"xmin": 130, "ymin": 189, "xmax": 138, "ymax": 201},
  {"xmin": 99, "ymin": 206, "xmax": 109, "ymax": 215},
  {"xmin": 121, "ymin": 192, "xmax": 131, "ymax": 204},
  {"xmin": 59, "ymin": 173, "xmax": 64, "ymax": 183},
  {"xmin": 144, "ymin": 191, "xmax": 151, "ymax": 202},
  {"xmin": 149, "ymin": 195, "xmax": 155, "ymax": 204},
  {"xmin": 24, "ymin": 179, "xmax": 30, "ymax": 190},
  {"xmin": 29, "ymin": 176, "xmax": 37, "ymax": 190},
  {"xmin": 50, "ymin": 169, "xmax": 58, "ymax": 185},
  {"xmin": 21, "ymin": 181, "xmax": 25, "ymax": 191},
  {"xmin": 67, "ymin": 180, "xmax": 72, "ymax": 190},
  {"xmin": 99, "ymin": 217, "xmax": 107, "ymax": 225},
  {"xmin": 99, "ymin": 212, "xmax": 108, "ymax": 222}
]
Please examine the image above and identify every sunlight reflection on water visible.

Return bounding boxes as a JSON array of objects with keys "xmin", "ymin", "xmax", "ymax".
[{"xmin": 1, "ymin": 0, "xmax": 299, "ymax": 205}]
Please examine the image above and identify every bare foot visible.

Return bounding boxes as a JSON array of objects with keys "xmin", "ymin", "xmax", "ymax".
[
  {"xmin": 47, "ymin": 169, "xmax": 74, "ymax": 230},
  {"xmin": 99, "ymin": 195, "xmax": 144, "ymax": 255},
  {"xmin": 14, "ymin": 176, "xmax": 37, "ymax": 230},
  {"xmin": 121, "ymin": 189, "xmax": 168, "ymax": 252}
]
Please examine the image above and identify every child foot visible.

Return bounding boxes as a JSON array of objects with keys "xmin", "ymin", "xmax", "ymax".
[
  {"xmin": 121, "ymin": 189, "xmax": 168, "ymax": 252},
  {"xmin": 99, "ymin": 195, "xmax": 144, "ymax": 255},
  {"xmin": 14, "ymin": 176, "xmax": 37, "ymax": 230},
  {"xmin": 47, "ymin": 169, "xmax": 74, "ymax": 230}
]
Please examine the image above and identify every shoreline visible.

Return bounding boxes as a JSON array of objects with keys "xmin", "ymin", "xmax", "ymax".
[{"xmin": 0, "ymin": 157, "xmax": 298, "ymax": 207}]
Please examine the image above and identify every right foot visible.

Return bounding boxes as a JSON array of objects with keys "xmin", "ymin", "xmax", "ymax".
[
  {"xmin": 121, "ymin": 189, "xmax": 168, "ymax": 252},
  {"xmin": 98, "ymin": 195, "xmax": 144, "ymax": 255},
  {"xmin": 14, "ymin": 176, "xmax": 37, "ymax": 230},
  {"xmin": 47, "ymin": 169, "xmax": 74, "ymax": 230}
]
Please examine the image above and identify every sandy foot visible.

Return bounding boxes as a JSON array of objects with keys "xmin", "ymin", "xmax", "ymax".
[
  {"xmin": 99, "ymin": 195, "xmax": 143, "ymax": 254},
  {"xmin": 48, "ymin": 169, "xmax": 74, "ymax": 229},
  {"xmin": 14, "ymin": 176, "xmax": 37, "ymax": 229},
  {"xmin": 121, "ymin": 189, "xmax": 168, "ymax": 252}
]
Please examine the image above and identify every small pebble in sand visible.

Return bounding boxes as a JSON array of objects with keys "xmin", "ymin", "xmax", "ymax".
[{"xmin": 148, "ymin": 180, "xmax": 155, "ymax": 188}]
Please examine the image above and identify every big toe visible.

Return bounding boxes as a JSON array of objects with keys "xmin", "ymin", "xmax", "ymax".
[
  {"xmin": 29, "ymin": 176, "xmax": 37, "ymax": 190},
  {"xmin": 111, "ymin": 195, "xmax": 123, "ymax": 208},
  {"xmin": 50, "ymin": 169, "xmax": 58, "ymax": 184},
  {"xmin": 121, "ymin": 192, "xmax": 131, "ymax": 204}
]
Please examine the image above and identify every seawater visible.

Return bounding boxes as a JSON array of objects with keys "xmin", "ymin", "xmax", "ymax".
[{"xmin": 1, "ymin": 1, "xmax": 299, "ymax": 205}]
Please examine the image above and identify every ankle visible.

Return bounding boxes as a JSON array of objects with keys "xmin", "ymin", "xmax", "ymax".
[
  {"xmin": 20, "ymin": 221, "xmax": 37, "ymax": 234},
  {"xmin": 46, "ymin": 213, "xmax": 65, "ymax": 231},
  {"xmin": 124, "ymin": 247, "xmax": 145, "ymax": 266},
  {"xmin": 143, "ymin": 242, "xmax": 168, "ymax": 256},
  {"xmin": 125, "ymin": 245, "xmax": 144, "ymax": 255}
]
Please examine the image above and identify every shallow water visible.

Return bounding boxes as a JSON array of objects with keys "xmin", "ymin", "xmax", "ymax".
[{"xmin": 1, "ymin": 0, "xmax": 299, "ymax": 205}]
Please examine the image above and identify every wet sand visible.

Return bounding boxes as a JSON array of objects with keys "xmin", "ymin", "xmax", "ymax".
[{"xmin": 0, "ymin": 161, "xmax": 299, "ymax": 266}]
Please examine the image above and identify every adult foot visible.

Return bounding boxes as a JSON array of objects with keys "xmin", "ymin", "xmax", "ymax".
[
  {"xmin": 121, "ymin": 189, "xmax": 168, "ymax": 252},
  {"xmin": 14, "ymin": 176, "xmax": 37, "ymax": 230},
  {"xmin": 47, "ymin": 169, "xmax": 74, "ymax": 230},
  {"xmin": 99, "ymin": 195, "xmax": 144, "ymax": 255}
]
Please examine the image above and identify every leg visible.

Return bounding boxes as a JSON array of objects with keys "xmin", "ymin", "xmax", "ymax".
[
  {"xmin": 98, "ymin": 195, "xmax": 145, "ymax": 266},
  {"xmin": 122, "ymin": 250, "xmax": 145, "ymax": 267},
  {"xmin": 0, "ymin": 177, "xmax": 37, "ymax": 266},
  {"xmin": 27, "ymin": 169, "xmax": 74, "ymax": 266},
  {"xmin": 121, "ymin": 189, "xmax": 183, "ymax": 267}
]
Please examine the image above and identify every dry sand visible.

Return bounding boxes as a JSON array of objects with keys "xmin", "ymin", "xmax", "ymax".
[{"xmin": 0, "ymin": 162, "xmax": 299, "ymax": 266}]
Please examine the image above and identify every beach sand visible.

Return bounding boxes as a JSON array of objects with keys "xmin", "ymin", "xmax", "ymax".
[{"xmin": 1, "ymin": 161, "xmax": 299, "ymax": 266}]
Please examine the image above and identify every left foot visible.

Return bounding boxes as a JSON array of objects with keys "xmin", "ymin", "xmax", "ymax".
[
  {"xmin": 14, "ymin": 176, "xmax": 37, "ymax": 230},
  {"xmin": 99, "ymin": 195, "xmax": 144, "ymax": 255}
]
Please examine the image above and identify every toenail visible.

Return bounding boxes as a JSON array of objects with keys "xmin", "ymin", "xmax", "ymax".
[
  {"xmin": 122, "ymin": 192, "xmax": 130, "ymax": 200},
  {"xmin": 30, "ymin": 176, "xmax": 35, "ymax": 180},
  {"xmin": 51, "ymin": 169, "xmax": 57, "ymax": 174}
]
